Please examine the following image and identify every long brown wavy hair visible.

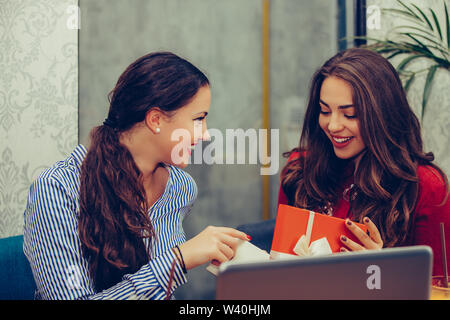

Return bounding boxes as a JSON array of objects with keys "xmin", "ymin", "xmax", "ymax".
[
  {"xmin": 281, "ymin": 48, "xmax": 448, "ymax": 247},
  {"xmin": 78, "ymin": 52, "xmax": 209, "ymax": 291}
]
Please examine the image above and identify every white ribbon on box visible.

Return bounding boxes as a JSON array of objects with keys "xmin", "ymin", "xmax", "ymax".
[{"xmin": 270, "ymin": 211, "xmax": 332, "ymax": 260}]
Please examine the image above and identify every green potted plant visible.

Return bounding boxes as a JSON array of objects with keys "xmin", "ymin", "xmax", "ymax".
[{"xmin": 361, "ymin": 0, "xmax": 450, "ymax": 120}]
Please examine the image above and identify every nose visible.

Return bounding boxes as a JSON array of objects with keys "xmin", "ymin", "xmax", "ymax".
[
  {"xmin": 202, "ymin": 123, "xmax": 211, "ymax": 142},
  {"xmin": 327, "ymin": 113, "xmax": 345, "ymax": 133},
  {"xmin": 194, "ymin": 122, "xmax": 211, "ymax": 143}
]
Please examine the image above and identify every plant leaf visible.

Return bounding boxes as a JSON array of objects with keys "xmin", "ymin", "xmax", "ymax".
[
  {"xmin": 386, "ymin": 41, "xmax": 448, "ymax": 66},
  {"xmin": 397, "ymin": 54, "xmax": 426, "ymax": 72},
  {"xmin": 411, "ymin": 3, "xmax": 434, "ymax": 31},
  {"xmin": 392, "ymin": 25, "xmax": 438, "ymax": 39},
  {"xmin": 403, "ymin": 33, "xmax": 433, "ymax": 54},
  {"xmin": 397, "ymin": 0, "xmax": 422, "ymax": 21},
  {"xmin": 383, "ymin": 8, "xmax": 422, "ymax": 23},
  {"xmin": 404, "ymin": 72, "xmax": 416, "ymax": 92},
  {"xmin": 445, "ymin": 1, "xmax": 450, "ymax": 49},
  {"xmin": 422, "ymin": 65, "xmax": 439, "ymax": 120},
  {"xmin": 429, "ymin": 8, "xmax": 443, "ymax": 41},
  {"xmin": 357, "ymin": 36, "xmax": 450, "ymax": 69},
  {"xmin": 386, "ymin": 50, "xmax": 409, "ymax": 60},
  {"xmin": 399, "ymin": 31, "xmax": 447, "ymax": 51}
]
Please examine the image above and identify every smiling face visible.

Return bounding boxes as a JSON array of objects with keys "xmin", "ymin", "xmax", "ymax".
[
  {"xmin": 318, "ymin": 76, "xmax": 366, "ymax": 160},
  {"xmin": 158, "ymin": 85, "xmax": 211, "ymax": 168}
]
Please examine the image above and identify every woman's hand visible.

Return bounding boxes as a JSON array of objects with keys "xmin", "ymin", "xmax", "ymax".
[
  {"xmin": 178, "ymin": 226, "xmax": 250, "ymax": 270},
  {"xmin": 340, "ymin": 217, "xmax": 383, "ymax": 252}
]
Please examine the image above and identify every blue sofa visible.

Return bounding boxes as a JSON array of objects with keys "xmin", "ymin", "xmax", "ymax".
[{"xmin": 0, "ymin": 235, "xmax": 36, "ymax": 300}]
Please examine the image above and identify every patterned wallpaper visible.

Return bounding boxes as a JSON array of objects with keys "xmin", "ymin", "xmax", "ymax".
[{"xmin": 0, "ymin": 0, "xmax": 78, "ymax": 237}]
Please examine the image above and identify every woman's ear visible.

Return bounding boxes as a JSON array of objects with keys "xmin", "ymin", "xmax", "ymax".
[{"xmin": 144, "ymin": 108, "xmax": 164, "ymax": 134}]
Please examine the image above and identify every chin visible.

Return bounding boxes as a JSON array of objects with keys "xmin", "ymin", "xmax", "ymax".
[
  {"xmin": 333, "ymin": 148, "xmax": 365, "ymax": 160},
  {"xmin": 168, "ymin": 149, "xmax": 190, "ymax": 168},
  {"xmin": 169, "ymin": 158, "xmax": 189, "ymax": 169},
  {"xmin": 176, "ymin": 161, "xmax": 189, "ymax": 169},
  {"xmin": 334, "ymin": 152, "xmax": 354, "ymax": 160}
]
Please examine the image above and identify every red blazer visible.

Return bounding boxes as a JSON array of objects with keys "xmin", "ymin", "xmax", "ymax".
[{"xmin": 278, "ymin": 152, "xmax": 450, "ymax": 276}]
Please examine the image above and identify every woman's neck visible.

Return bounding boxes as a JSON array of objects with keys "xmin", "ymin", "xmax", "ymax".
[{"xmin": 118, "ymin": 125, "xmax": 161, "ymax": 185}]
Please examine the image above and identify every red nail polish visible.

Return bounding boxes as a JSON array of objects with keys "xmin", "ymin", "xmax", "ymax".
[
  {"xmin": 247, "ymin": 235, "xmax": 252, "ymax": 241},
  {"xmin": 212, "ymin": 260, "xmax": 220, "ymax": 266}
]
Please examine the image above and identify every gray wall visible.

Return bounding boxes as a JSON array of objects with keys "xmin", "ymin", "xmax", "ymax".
[{"xmin": 79, "ymin": 0, "xmax": 337, "ymax": 299}]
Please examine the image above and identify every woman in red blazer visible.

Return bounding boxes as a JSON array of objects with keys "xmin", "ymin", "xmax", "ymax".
[{"xmin": 278, "ymin": 48, "xmax": 449, "ymax": 276}]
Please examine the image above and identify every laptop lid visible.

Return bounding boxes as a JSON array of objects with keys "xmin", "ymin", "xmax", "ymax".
[{"xmin": 216, "ymin": 246, "xmax": 432, "ymax": 300}]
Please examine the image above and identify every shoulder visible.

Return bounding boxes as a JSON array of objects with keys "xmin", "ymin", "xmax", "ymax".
[
  {"xmin": 416, "ymin": 164, "xmax": 449, "ymax": 209},
  {"xmin": 417, "ymin": 165, "xmax": 447, "ymax": 195},
  {"xmin": 417, "ymin": 165, "xmax": 446, "ymax": 184},
  {"xmin": 281, "ymin": 149, "xmax": 306, "ymax": 169},
  {"xmin": 25, "ymin": 145, "xmax": 87, "ymax": 226},
  {"xmin": 31, "ymin": 145, "xmax": 87, "ymax": 197},
  {"xmin": 286, "ymin": 150, "xmax": 305, "ymax": 162},
  {"xmin": 280, "ymin": 149, "xmax": 305, "ymax": 177}
]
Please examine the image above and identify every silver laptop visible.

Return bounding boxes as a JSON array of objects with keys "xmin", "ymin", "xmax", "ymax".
[{"xmin": 216, "ymin": 246, "xmax": 432, "ymax": 300}]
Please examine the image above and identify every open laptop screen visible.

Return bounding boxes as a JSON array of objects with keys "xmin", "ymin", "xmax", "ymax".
[{"xmin": 216, "ymin": 246, "xmax": 432, "ymax": 300}]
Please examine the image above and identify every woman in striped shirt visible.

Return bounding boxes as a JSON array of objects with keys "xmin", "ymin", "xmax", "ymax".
[{"xmin": 23, "ymin": 52, "xmax": 249, "ymax": 300}]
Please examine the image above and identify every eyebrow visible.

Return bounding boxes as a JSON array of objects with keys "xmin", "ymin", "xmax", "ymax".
[{"xmin": 319, "ymin": 99, "xmax": 354, "ymax": 110}]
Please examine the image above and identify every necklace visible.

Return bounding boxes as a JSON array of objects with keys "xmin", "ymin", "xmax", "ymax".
[
  {"xmin": 320, "ymin": 183, "xmax": 357, "ymax": 216},
  {"xmin": 322, "ymin": 203, "xmax": 334, "ymax": 216},
  {"xmin": 343, "ymin": 183, "xmax": 357, "ymax": 201}
]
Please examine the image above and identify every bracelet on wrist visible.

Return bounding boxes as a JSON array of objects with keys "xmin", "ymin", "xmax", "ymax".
[{"xmin": 174, "ymin": 245, "xmax": 187, "ymax": 274}]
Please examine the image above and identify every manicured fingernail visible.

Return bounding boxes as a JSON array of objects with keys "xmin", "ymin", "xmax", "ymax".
[
  {"xmin": 340, "ymin": 247, "xmax": 346, "ymax": 252},
  {"xmin": 341, "ymin": 235, "xmax": 347, "ymax": 242},
  {"xmin": 364, "ymin": 217, "xmax": 370, "ymax": 224},
  {"xmin": 247, "ymin": 234, "xmax": 252, "ymax": 241},
  {"xmin": 212, "ymin": 260, "xmax": 220, "ymax": 266},
  {"xmin": 346, "ymin": 219, "xmax": 352, "ymax": 226}
]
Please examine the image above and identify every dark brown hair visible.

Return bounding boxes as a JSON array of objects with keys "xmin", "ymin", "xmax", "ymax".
[
  {"xmin": 281, "ymin": 48, "xmax": 448, "ymax": 247},
  {"xmin": 78, "ymin": 52, "xmax": 209, "ymax": 291}
]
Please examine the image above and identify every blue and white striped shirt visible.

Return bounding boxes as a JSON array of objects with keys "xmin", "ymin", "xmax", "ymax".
[{"xmin": 23, "ymin": 144, "xmax": 198, "ymax": 300}]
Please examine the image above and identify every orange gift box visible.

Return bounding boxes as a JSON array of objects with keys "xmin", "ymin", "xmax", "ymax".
[{"xmin": 271, "ymin": 204, "xmax": 368, "ymax": 256}]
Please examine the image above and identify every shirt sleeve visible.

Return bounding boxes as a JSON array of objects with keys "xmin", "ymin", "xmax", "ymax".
[
  {"xmin": 410, "ymin": 166, "xmax": 450, "ymax": 276},
  {"xmin": 23, "ymin": 174, "xmax": 186, "ymax": 300}
]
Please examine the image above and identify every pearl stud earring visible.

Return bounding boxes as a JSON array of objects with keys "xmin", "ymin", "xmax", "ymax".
[{"xmin": 155, "ymin": 128, "xmax": 161, "ymax": 133}]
